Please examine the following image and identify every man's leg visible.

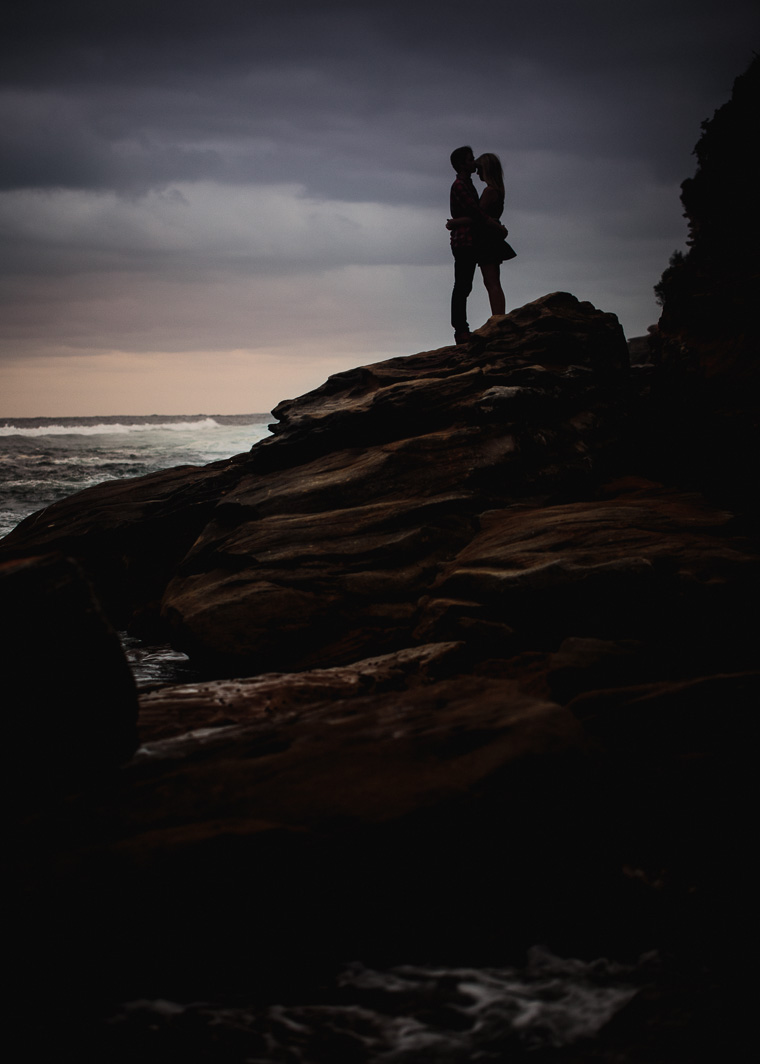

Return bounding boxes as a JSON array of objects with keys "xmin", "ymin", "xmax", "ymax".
[{"xmin": 451, "ymin": 249, "xmax": 477, "ymax": 341}]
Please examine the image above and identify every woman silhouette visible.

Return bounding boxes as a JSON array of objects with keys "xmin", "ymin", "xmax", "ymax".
[
  {"xmin": 473, "ymin": 153, "xmax": 508, "ymax": 314},
  {"xmin": 447, "ymin": 152, "xmax": 509, "ymax": 316}
]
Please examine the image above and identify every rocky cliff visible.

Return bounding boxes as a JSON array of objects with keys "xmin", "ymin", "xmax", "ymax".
[
  {"xmin": 4, "ymin": 288, "xmax": 757, "ymax": 1059},
  {"xmin": 3, "ymin": 63, "xmax": 759, "ymax": 1063},
  {"xmin": 3, "ymin": 294, "xmax": 633, "ymax": 669}
]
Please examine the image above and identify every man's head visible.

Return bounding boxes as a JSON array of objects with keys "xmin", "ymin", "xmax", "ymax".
[{"xmin": 450, "ymin": 146, "xmax": 476, "ymax": 174}]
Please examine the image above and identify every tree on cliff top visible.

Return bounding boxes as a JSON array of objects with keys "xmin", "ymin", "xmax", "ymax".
[{"xmin": 655, "ymin": 54, "xmax": 759, "ymax": 341}]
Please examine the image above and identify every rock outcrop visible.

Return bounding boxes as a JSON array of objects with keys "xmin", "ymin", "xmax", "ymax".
[
  {"xmin": 3, "ymin": 65, "xmax": 759, "ymax": 1057},
  {"xmin": 4, "ymin": 293, "xmax": 633, "ymax": 670},
  {"xmin": 4, "ymin": 289, "xmax": 757, "ymax": 1061}
]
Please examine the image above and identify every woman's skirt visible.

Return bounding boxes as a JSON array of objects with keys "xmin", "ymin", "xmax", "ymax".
[{"xmin": 476, "ymin": 235, "xmax": 516, "ymax": 265}]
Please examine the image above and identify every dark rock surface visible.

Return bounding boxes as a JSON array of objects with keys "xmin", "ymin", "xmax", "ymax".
[
  {"xmin": 136, "ymin": 640, "xmax": 465, "ymax": 740},
  {"xmin": 0, "ymin": 553, "xmax": 138, "ymax": 786},
  {"xmin": 4, "ymin": 291, "xmax": 756, "ymax": 1060}
]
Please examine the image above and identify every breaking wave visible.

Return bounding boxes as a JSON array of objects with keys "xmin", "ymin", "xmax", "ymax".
[
  {"xmin": 0, "ymin": 413, "xmax": 272, "ymax": 539},
  {"xmin": 105, "ymin": 948, "xmax": 656, "ymax": 1063}
]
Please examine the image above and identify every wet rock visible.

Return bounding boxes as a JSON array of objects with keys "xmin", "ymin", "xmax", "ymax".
[{"xmin": 137, "ymin": 641, "xmax": 466, "ymax": 741}]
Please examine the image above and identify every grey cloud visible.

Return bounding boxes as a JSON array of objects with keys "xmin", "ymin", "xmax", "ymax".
[
  {"xmin": 2, "ymin": 0, "xmax": 757, "ymax": 200},
  {"xmin": 5, "ymin": 2, "xmax": 753, "ymax": 80}
]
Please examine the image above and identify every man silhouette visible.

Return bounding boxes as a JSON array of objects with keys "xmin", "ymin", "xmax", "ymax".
[{"xmin": 448, "ymin": 145, "xmax": 506, "ymax": 344}]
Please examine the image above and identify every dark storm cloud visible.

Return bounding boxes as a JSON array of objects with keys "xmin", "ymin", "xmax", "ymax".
[{"xmin": 2, "ymin": 0, "xmax": 758, "ymax": 200}]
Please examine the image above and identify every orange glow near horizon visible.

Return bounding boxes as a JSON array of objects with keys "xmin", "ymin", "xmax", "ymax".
[{"xmin": 0, "ymin": 346, "xmax": 401, "ymax": 418}]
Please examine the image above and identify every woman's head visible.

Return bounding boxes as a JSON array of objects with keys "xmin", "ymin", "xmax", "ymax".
[{"xmin": 475, "ymin": 153, "xmax": 504, "ymax": 192}]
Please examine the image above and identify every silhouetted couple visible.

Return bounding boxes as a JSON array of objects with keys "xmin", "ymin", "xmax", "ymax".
[{"xmin": 448, "ymin": 146, "xmax": 511, "ymax": 344}]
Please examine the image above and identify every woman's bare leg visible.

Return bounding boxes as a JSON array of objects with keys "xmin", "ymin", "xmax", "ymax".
[{"xmin": 480, "ymin": 263, "xmax": 506, "ymax": 315}]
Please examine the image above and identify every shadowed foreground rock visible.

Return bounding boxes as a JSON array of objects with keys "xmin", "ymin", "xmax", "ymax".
[
  {"xmin": 0, "ymin": 553, "xmax": 138, "ymax": 784},
  {"xmin": 2, "ymin": 290, "xmax": 757, "ymax": 1061}
]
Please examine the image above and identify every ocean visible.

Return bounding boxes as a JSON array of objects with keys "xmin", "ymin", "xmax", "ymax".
[
  {"xmin": 0, "ymin": 413, "xmax": 272, "ymax": 688},
  {"xmin": 0, "ymin": 413, "xmax": 272, "ymax": 541}
]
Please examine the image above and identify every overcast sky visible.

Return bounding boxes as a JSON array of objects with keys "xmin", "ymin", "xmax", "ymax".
[{"xmin": 1, "ymin": 0, "xmax": 757, "ymax": 416}]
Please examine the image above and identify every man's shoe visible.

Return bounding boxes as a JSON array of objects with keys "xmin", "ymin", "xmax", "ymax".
[{"xmin": 454, "ymin": 330, "xmax": 473, "ymax": 344}]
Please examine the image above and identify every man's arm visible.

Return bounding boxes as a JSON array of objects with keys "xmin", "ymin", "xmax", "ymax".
[{"xmin": 451, "ymin": 179, "xmax": 506, "ymax": 231}]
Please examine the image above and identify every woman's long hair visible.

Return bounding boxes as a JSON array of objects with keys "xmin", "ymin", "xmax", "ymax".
[{"xmin": 476, "ymin": 153, "xmax": 504, "ymax": 195}]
